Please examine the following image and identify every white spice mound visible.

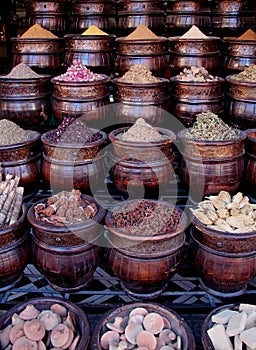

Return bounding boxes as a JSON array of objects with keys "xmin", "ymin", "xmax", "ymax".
[{"xmin": 119, "ymin": 118, "xmax": 167, "ymax": 142}]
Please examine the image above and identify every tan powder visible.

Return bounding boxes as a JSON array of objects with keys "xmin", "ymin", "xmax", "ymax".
[
  {"xmin": 237, "ymin": 29, "xmax": 256, "ymax": 41},
  {"xmin": 21, "ymin": 24, "xmax": 58, "ymax": 39},
  {"xmin": 180, "ymin": 25, "xmax": 208, "ymax": 39},
  {"xmin": 81, "ymin": 25, "xmax": 108, "ymax": 36},
  {"xmin": 119, "ymin": 118, "xmax": 166, "ymax": 142},
  {"xmin": 124, "ymin": 24, "xmax": 158, "ymax": 40}
]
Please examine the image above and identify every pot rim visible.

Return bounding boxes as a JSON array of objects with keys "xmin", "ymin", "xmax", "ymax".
[
  {"xmin": 64, "ymin": 33, "xmax": 116, "ymax": 40},
  {"xmin": 51, "ymin": 74, "xmax": 111, "ymax": 85},
  {"xmin": 177, "ymin": 128, "xmax": 247, "ymax": 144},
  {"xmin": 223, "ymin": 36, "xmax": 256, "ymax": 43},
  {"xmin": 225, "ymin": 74, "xmax": 256, "ymax": 86},
  {"xmin": 0, "ymin": 74, "xmax": 52, "ymax": 82},
  {"xmin": 169, "ymin": 76, "xmax": 224, "ymax": 84},
  {"xmin": 168, "ymin": 36, "xmax": 221, "ymax": 41},
  {"xmin": 116, "ymin": 36, "xmax": 168, "ymax": 43},
  {"xmin": 113, "ymin": 77, "xmax": 170, "ymax": 87},
  {"xmin": 10, "ymin": 37, "xmax": 64, "ymax": 42},
  {"xmin": 0, "ymin": 132, "xmax": 41, "ymax": 150},
  {"xmin": 109, "ymin": 126, "xmax": 176, "ymax": 146}
]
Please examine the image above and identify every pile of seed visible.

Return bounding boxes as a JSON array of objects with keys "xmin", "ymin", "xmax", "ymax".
[
  {"xmin": 232, "ymin": 64, "xmax": 256, "ymax": 82},
  {"xmin": 3, "ymin": 63, "xmax": 43, "ymax": 79},
  {"xmin": 175, "ymin": 66, "xmax": 217, "ymax": 82},
  {"xmin": 182, "ymin": 111, "xmax": 240, "ymax": 141},
  {"xmin": 0, "ymin": 120, "xmax": 39, "ymax": 146},
  {"xmin": 117, "ymin": 64, "xmax": 161, "ymax": 84}
]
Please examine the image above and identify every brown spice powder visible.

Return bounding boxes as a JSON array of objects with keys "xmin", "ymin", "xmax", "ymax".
[
  {"xmin": 124, "ymin": 24, "xmax": 158, "ymax": 40},
  {"xmin": 21, "ymin": 24, "xmax": 58, "ymax": 39},
  {"xmin": 81, "ymin": 25, "xmax": 108, "ymax": 35},
  {"xmin": 180, "ymin": 25, "xmax": 208, "ymax": 39},
  {"xmin": 237, "ymin": 29, "xmax": 256, "ymax": 41}
]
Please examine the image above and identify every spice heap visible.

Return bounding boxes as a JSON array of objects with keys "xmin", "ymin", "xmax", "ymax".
[
  {"xmin": 0, "ymin": 120, "xmax": 39, "ymax": 146},
  {"xmin": 232, "ymin": 64, "xmax": 256, "ymax": 82},
  {"xmin": 81, "ymin": 25, "xmax": 108, "ymax": 35},
  {"xmin": 175, "ymin": 66, "xmax": 217, "ymax": 82},
  {"xmin": 53, "ymin": 60, "xmax": 105, "ymax": 82},
  {"xmin": 3, "ymin": 63, "xmax": 43, "ymax": 79},
  {"xmin": 45, "ymin": 117, "xmax": 103, "ymax": 144},
  {"xmin": 20, "ymin": 23, "xmax": 58, "ymax": 39},
  {"xmin": 0, "ymin": 174, "xmax": 24, "ymax": 228},
  {"xmin": 237, "ymin": 28, "xmax": 256, "ymax": 40},
  {"xmin": 191, "ymin": 191, "xmax": 256, "ymax": 233},
  {"xmin": 111, "ymin": 199, "xmax": 181, "ymax": 235},
  {"xmin": 118, "ymin": 118, "xmax": 167, "ymax": 142},
  {"xmin": 180, "ymin": 25, "xmax": 208, "ymax": 39},
  {"xmin": 207, "ymin": 303, "xmax": 256, "ymax": 350},
  {"xmin": 124, "ymin": 24, "xmax": 158, "ymax": 40},
  {"xmin": 34, "ymin": 189, "xmax": 98, "ymax": 226},
  {"xmin": 182, "ymin": 111, "xmax": 240, "ymax": 141},
  {"xmin": 117, "ymin": 64, "xmax": 161, "ymax": 84},
  {"xmin": 100, "ymin": 306, "xmax": 182, "ymax": 350},
  {"xmin": 0, "ymin": 302, "xmax": 81, "ymax": 349}
]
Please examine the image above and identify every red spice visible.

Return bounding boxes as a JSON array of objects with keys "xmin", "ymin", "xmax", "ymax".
[{"xmin": 249, "ymin": 132, "xmax": 256, "ymax": 138}]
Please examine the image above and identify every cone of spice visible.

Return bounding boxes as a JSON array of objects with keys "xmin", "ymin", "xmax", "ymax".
[
  {"xmin": 180, "ymin": 25, "xmax": 208, "ymax": 39},
  {"xmin": 237, "ymin": 29, "xmax": 256, "ymax": 41},
  {"xmin": 124, "ymin": 24, "xmax": 159, "ymax": 40},
  {"xmin": 3, "ymin": 63, "xmax": 44, "ymax": 79},
  {"xmin": 81, "ymin": 25, "xmax": 108, "ymax": 36},
  {"xmin": 20, "ymin": 23, "xmax": 58, "ymax": 39}
]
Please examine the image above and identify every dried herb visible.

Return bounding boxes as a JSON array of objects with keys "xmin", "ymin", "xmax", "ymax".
[
  {"xmin": 232, "ymin": 64, "xmax": 256, "ymax": 82},
  {"xmin": 0, "ymin": 119, "xmax": 39, "ymax": 146},
  {"xmin": 175, "ymin": 66, "xmax": 217, "ymax": 82},
  {"xmin": 117, "ymin": 64, "xmax": 161, "ymax": 84}
]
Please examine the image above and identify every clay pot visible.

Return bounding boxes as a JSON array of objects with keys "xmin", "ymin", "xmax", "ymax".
[
  {"xmin": 11, "ymin": 37, "xmax": 64, "ymax": 76},
  {"xmin": 168, "ymin": 36, "xmax": 221, "ymax": 75},
  {"xmin": 225, "ymin": 74, "xmax": 256, "ymax": 130},
  {"xmin": 0, "ymin": 204, "xmax": 30, "ymax": 292},
  {"xmin": 243, "ymin": 129, "xmax": 256, "ymax": 200},
  {"xmin": 27, "ymin": 195, "xmax": 106, "ymax": 292},
  {"xmin": 115, "ymin": 37, "xmax": 169, "ymax": 77},
  {"xmin": 190, "ymin": 217, "xmax": 256, "ymax": 297},
  {"xmin": 90, "ymin": 302, "xmax": 195, "ymax": 350},
  {"xmin": 0, "ymin": 297, "xmax": 90, "ymax": 350},
  {"xmin": 64, "ymin": 34, "xmax": 116, "ymax": 76},
  {"xmin": 177, "ymin": 128, "xmax": 246, "ymax": 198},
  {"xmin": 0, "ymin": 74, "xmax": 52, "ymax": 130},
  {"xmin": 169, "ymin": 77, "xmax": 225, "ymax": 126},
  {"xmin": 51, "ymin": 75, "xmax": 111, "ymax": 123},
  {"xmin": 105, "ymin": 199, "xmax": 187, "ymax": 298},
  {"xmin": 222, "ymin": 37, "xmax": 256, "ymax": 76},
  {"xmin": 0, "ymin": 133, "xmax": 42, "ymax": 200}
]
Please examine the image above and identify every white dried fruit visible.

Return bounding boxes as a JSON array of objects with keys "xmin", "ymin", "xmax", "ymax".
[
  {"xmin": 215, "ymin": 218, "xmax": 234, "ymax": 232},
  {"xmin": 205, "ymin": 210, "xmax": 218, "ymax": 222},
  {"xmin": 211, "ymin": 199, "xmax": 226, "ymax": 210},
  {"xmin": 232, "ymin": 192, "xmax": 243, "ymax": 204},
  {"xmin": 198, "ymin": 201, "xmax": 215, "ymax": 212},
  {"xmin": 238, "ymin": 196, "xmax": 250, "ymax": 209},
  {"xmin": 216, "ymin": 208, "xmax": 229, "ymax": 219},
  {"xmin": 191, "ymin": 209, "xmax": 213, "ymax": 225},
  {"xmin": 217, "ymin": 191, "xmax": 231, "ymax": 204}
]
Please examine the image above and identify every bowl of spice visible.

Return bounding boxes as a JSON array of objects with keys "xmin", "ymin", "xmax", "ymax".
[
  {"xmin": 90, "ymin": 302, "xmax": 195, "ymax": 349},
  {"xmin": 64, "ymin": 25, "xmax": 116, "ymax": 76},
  {"xmin": 169, "ymin": 66, "xmax": 225, "ymax": 126},
  {"xmin": 190, "ymin": 190, "xmax": 256, "ymax": 297},
  {"xmin": 115, "ymin": 24, "xmax": 169, "ymax": 77},
  {"xmin": 225, "ymin": 64, "xmax": 256, "ymax": 130},
  {"xmin": 222, "ymin": 28, "xmax": 256, "ymax": 75},
  {"xmin": 51, "ymin": 59, "xmax": 111, "ymax": 123},
  {"xmin": 0, "ymin": 296, "xmax": 90, "ymax": 350},
  {"xmin": 104, "ymin": 198, "xmax": 187, "ymax": 298},
  {"xmin": 41, "ymin": 116, "xmax": 107, "ymax": 193},
  {"xmin": 168, "ymin": 25, "xmax": 221, "ymax": 75},
  {"xmin": 0, "ymin": 63, "xmax": 52, "ymax": 130},
  {"xmin": 0, "ymin": 119, "xmax": 42, "ymax": 199},
  {"xmin": 177, "ymin": 111, "xmax": 246, "ymax": 197},
  {"xmin": 0, "ymin": 173, "xmax": 30, "ymax": 292},
  {"xmin": 27, "ymin": 190, "xmax": 106, "ymax": 291},
  {"xmin": 11, "ymin": 24, "xmax": 64, "ymax": 76}
]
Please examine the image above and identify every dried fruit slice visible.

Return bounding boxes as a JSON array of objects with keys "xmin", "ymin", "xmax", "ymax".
[
  {"xmin": 50, "ymin": 303, "xmax": 68, "ymax": 318},
  {"xmin": 50, "ymin": 324, "xmax": 70, "ymax": 348},
  {"xmin": 38, "ymin": 310, "xmax": 60, "ymax": 331},
  {"xmin": 136, "ymin": 331, "xmax": 157, "ymax": 350},
  {"xmin": 100, "ymin": 330, "xmax": 120, "ymax": 350},
  {"xmin": 125, "ymin": 323, "xmax": 143, "ymax": 345},
  {"xmin": 10, "ymin": 323, "xmax": 25, "ymax": 344},
  {"xmin": 12, "ymin": 336, "xmax": 38, "ymax": 350},
  {"xmin": 143, "ymin": 313, "xmax": 164, "ymax": 334},
  {"xmin": 23, "ymin": 320, "xmax": 46, "ymax": 341},
  {"xmin": 19, "ymin": 305, "xmax": 40, "ymax": 320}
]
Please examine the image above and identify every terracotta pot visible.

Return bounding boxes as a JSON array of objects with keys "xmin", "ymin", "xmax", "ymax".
[
  {"xmin": 190, "ymin": 217, "xmax": 256, "ymax": 297},
  {"xmin": 0, "ymin": 297, "xmax": 90, "ymax": 350},
  {"xmin": 90, "ymin": 302, "xmax": 196, "ymax": 350},
  {"xmin": 244, "ymin": 129, "xmax": 256, "ymax": 200},
  {"xmin": 177, "ymin": 128, "xmax": 246, "ymax": 197},
  {"xmin": 27, "ymin": 195, "xmax": 106, "ymax": 291},
  {"xmin": 0, "ymin": 204, "xmax": 30, "ymax": 292},
  {"xmin": 105, "ymin": 200, "xmax": 187, "ymax": 298}
]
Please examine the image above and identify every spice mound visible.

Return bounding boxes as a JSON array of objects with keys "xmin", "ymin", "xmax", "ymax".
[
  {"xmin": 52, "ymin": 60, "xmax": 105, "ymax": 82},
  {"xmin": 110, "ymin": 199, "xmax": 181, "ymax": 236},
  {"xmin": 117, "ymin": 118, "xmax": 167, "ymax": 142},
  {"xmin": 237, "ymin": 28, "xmax": 256, "ymax": 41},
  {"xmin": 0, "ymin": 119, "xmax": 39, "ymax": 146},
  {"xmin": 34, "ymin": 189, "xmax": 98, "ymax": 226},
  {"xmin": 180, "ymin": 25, "xmax": 208, "ymax": 39},
  {"xmin": 81, "ymin": 25, "xmax": 108, "ymax": 35},
  {"xmin": 20, "ymin": 23, "xmax": 58, "ymax": 39},
  {"xmin": 0, "ymin": 302, "xmax": 81, "ymax": 349},
  {"xmin": 232, "ymin": 64, "xmax": 256, "ymax": 82},
  {"xmin": 175, "ymin": 66, "xmax": 218, "ymax": 82},
  {"xmin": 124, "ymin": 24, "xmax": 159, "ymax": 40},
  {"xmin": 0, "ymin": 173, "xmax": 24, "ymax": 228},
  {"xmin": 3, "ymin": 63, "xmax": 44, "ymax": 79},
  {"xmin": 191, "ymin": 191, "xmax": 256, "ymax": 233},
  {"xmin": 207, "ymin": 303, "xmax": 256, "ymax": 350},
  {"xmin": 100, "ymin": 306, "xmax": 183, "ymax": 350},
  {"xmin": 117, "ymin": 64, "xmax": 161, "ymax": 84},
  {"xmin": 182, "ymin": 111, "xmax": 240, "ymax": 141},
  {"xmin": 45, "ymin": 117, "xmax": 103, "ymax": 144}
]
